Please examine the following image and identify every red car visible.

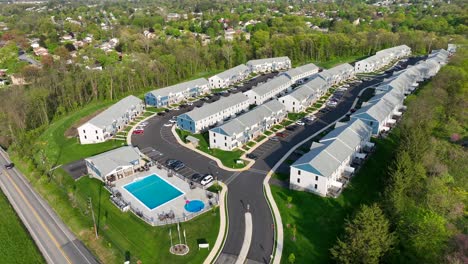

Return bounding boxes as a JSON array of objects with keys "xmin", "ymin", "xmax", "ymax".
[
  {"xmin": 133, "ymin": 129, "xmax": 144, "ymax": 135},
  {"xmin": 275, "ymin": 132, "xmax": 286, "ymax": 138}
]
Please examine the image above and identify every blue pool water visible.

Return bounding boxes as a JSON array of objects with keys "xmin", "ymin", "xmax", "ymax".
[
  {"xmin": 124, "ymin": 175, "xmax": 184, "ymax": 210},
  {"xmin": 185, "ymin": 200, "xmax": 205, "ymax": 213}
]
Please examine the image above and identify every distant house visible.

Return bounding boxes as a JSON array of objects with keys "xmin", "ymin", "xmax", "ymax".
[
  {"xmin": 78, "ymin": 95, "xmax": 144, "ymax": 144},
  {"xmin": 355, "ymin": 45, "xmax": 411, "ymax": 73},
  {"xmin": 244, "ymin": 75, "xmax": 293, "ymax": 105},
  {"xmin": 145, "ymin": 78, "xmax": 209, "ymax": 107},
  {"xmin": 246, "ymin": 57, "xmax": 291, "ymax": 73},
  {"xmin": 85, "ymin": 146, "xmax": 142, "ymax": 183},
  {"xmin": 167, "ymin": 13, "xmax": 181, "ymax": 21},
  {"xmin": 278, "ymin": 77, "xmax": 328, "ymax": 113},
  {"xmin": 209, "ymin": 64, "xmax": 250, "ymax": 89},
  {"xmin": 209, "ymin": 100, "xmax": 286, "ymax": 151},
  {"xmin": 318, "ymin": 63, "xmax": 355, "ymax": 86},
  {"xmin": 427, "ymin": 49, "xmax": 450, "ymax": 65},
  {"xmin": 290, "ymin": 119, "xmax": 373, "ymax": 197},
  {"xmin": 177, "ymin": 93, "xmax": 250, "ymax": 133},
  {"xmin": 281, "ymin": 63, "xmax": 319, "ymax": 83}
]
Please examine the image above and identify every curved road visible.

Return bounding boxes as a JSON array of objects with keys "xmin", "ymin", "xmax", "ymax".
[
  {"xmin": 0, "ymin": 149, "xmax": 99, "ymax": 264},
  {"xmin": 132, "ymin": 58, "xmax": 423, "ymax": 263}
]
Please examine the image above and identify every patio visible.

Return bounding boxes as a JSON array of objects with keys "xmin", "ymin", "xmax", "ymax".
[{"xmin": 109, "ymin": 165, "xmax": 218, "ymax": 226}]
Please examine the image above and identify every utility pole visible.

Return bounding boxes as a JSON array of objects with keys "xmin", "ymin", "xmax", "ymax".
[{"xmin": 88, "ymin": 197, "xmax": 98, "ymax": 239}]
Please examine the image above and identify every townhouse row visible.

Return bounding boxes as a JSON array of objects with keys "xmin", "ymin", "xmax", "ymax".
[
  {"xmin": 78, "ymin": 95, "xmax": 145, "ymax": 144},
  {"xmin": 354, "ymin": 45, "xmax": 412, "ymax": 73},
  {"xmin": 209, "ymin": 100, "xmax": 287, "ymax": 151},
  {"xmin": 290, "ymin": 48, "xmax": 451, "ymax": 197}
]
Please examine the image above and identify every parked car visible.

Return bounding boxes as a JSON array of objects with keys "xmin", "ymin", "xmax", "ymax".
[
  {"xmin": 191, "ymin": 173, "xmax": 203, "ymax": 182},
  {"xmin": 319, "ymin": 108, "xmax": 329, "ymax": 114},
  {"xmin": 276, "ymin": 132, "xmax": 286, "ymax": 138},
  {"xmin": 306, "ymin": 115, "xmax": 316, "ymax": 121},
  {"xmin": 246, "ymin": 153, "xmax": 258, "ymax": 160},
  {"xmin": 133, "ymin": 129, "xmax": 144, "ymax": 135},
  {"xmin": 163, "ymin": 123, "xmax": 173, "ymax": 127},
  {"xmin": 201, "ymin": 175, "xmax": 214, "ymax": 186},
  {"xmin": 139, "ymin": 122, "xmax": 149, "ymax": 127},
  {"xmin": 295, "ymin": 120, "xmax": 305, "ymax": 126},
  {"xmin": 350, "ymin": 108, "xmax": 356, "ymax": 113},
  {"xmin": 187, "ymin": 102, "xmax": 193, "ymax": 106},
  {"xmin": 172, "ymin": 161, "xmax": 185, "ymax": 171},
  {"xmin": 285, "ymin": 125, "xmax": 297, "ymax": 131},
  {"xmin": 157, "ymin": 112, "xmax": 166, "ymax": 116},
  {"xmin": 4, "ymin": 163, "xmax": 14, "ymax": 169},
  {"xmin": 169, "ymin": 119, "xmax": 177, "ymax": 124},
  {"xmin": 269, "ymin": 137, "xmax": 280, "ymax": 141},
  {"xmin": 164, "ymin": 109, "xmax": 170, "ymax": 113},
  {"xmin": 166, "ymin": 159, "xmax": 178, "ymax": 166}
]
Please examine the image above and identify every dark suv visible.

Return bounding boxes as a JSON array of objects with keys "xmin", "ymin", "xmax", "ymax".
[{"xmin": 4, "ymin": 163, "xmax": 14, "ymax": 169}]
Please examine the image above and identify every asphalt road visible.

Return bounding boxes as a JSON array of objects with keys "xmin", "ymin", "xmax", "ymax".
[
  {"xmin": 131, "ymin": 57, "xmax": 424, "ymax": 263},
  {"xmin": 0, "ymin": 149, "xmax": 99, "ymax": 264}
]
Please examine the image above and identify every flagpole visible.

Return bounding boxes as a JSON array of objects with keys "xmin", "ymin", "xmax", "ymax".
[
  {"xmin": 177, "ymin": 222, "xmax": 182, "ymax": 245},
  {"xmin": 169, "ymin": 228, "xmax": 173, "ymax": 248}
]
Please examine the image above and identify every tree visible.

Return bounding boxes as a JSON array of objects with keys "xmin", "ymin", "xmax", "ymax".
[
  {"xmin": 288, "ymin": 253, "xmax": 296, "ymax": 264},
  {"xmin": 330, "ymin": 204, "xmax": 395, "ymax": 264}
]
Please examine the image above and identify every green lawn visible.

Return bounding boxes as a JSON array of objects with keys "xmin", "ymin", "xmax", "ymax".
[
  {"xmin": 312, "ymin": 55, "xmax": 366, "ymax": 69},
  {"xmin": 246, "ymin": 141, "xmax": 256, "ymax": 147},
  {"xmin": 272, "ymin": 172, "xmax": 289, "ymax": 181},
  {"xmin": 264, "ymin": 131, "xmax": 273, "ymax": 136},
  {"xmin": 272, "ymin": 136, "xmax": 398, "ymax": 264},
  {"xmin": 0, "ymin": 190, "xmax": 45, "ymax": 264},
  {"xmin": 287, "ymin": 112, "xmax": 307, "ymax": 121},
  {"xmin": 255, "ymin": 135, "xmax": 266, "ymax": 142},
  {"xmin": 175, "ymin": 129, "xmax": 246, "ymax": 168},
  {"xmin": 38, "ymin": 102, "xmax": 126, "ymax": 165},
  {"xmin": 280, "ymin": 119, "xmax": 294, "ymax": 127}
]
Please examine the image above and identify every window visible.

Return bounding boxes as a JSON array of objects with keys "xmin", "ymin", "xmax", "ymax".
[
  {"xmin": 298, "ymin": 170, "xmax": 301, "ymax": 175},
  {"xmin": 314, "ymin": 184, "xmax": 317, "ymax": 189},
  {"xmin": 96, "ymin": 136, "xmax": 99, "ymax": 140},
  {"xmin": 369, "ymin": 121, "xmax": 374, "ymax": 126},
  {"xmin": 297, "ymin": 178, "xmax": 300, "ymax": 183},
  {"xmin": 214, "ymin": 139, "xmax": 216, "ymax": 143},
  {"xmin": 95, "ymin": 130, "xmax": 98, "ymax": 133},
  {"xmin": 315, "ymin": 176, "xmax": 318, "ymax": 181},
  {"xmin": 225, "ymin": 136, "xmax": 227, "ymax": 140},
  {"xmin": 83, "ymin": 129, "xmax": 86, "ymax": 133},
  {"xmin": 225, "ymin": 143, "xmax": 227, "ymax": 147},
  {"xmin": 84, "ymin": 136, "xmax": 87, "ymax": 139}
]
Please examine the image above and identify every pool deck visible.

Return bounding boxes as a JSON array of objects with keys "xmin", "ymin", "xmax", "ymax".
[{"xmin": 113, "ymin": 166, "xmax": 215, "ymax": 223}]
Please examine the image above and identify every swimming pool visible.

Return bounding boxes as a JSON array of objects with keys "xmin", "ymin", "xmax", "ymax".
[
  {"xmin": 124, "ymin": 174, "xmax": 184, "ymax": 210},
  {"xmin": 185, "ymin": 200, "xmax": 205, "ymax": 213}
]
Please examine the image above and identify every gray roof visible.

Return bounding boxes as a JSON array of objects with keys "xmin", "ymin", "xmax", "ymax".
[
  {"xmin": 281, "ymin": 81, "xmax": 317, "ymax": 102},
  {"xmin": 214, "ymin": 64, "xmax": 249, "ymax": 80},
  {"xmin": 249, "ymin": 75, "xmax": 292, "ymax": 97},
  {"xmin": 351, "ymin": 98, "xmax": 395, "ymax": 123},
  {"xmin": 148, "ymin": 78, "xmax": 209, "ymax": 98},
  {"xmin": 368, "ymin": 89, "xmax": 404, "ymax": 107},
  {"xmin": 319, "ymin": 63, "xmax": 353, "ymax": 80},
  {"xmin": 247, "ymin": 56, "xmax": 290, "ymax": 66},
  {"xmin": 86, "ymin": 95, "xmax": 143, "ymax": 129},
  {"xmin": 282, "ymin": 63, "xmax": 319, "ymax": 80},
  {"xmin": 320, "ymin": 119, "xmax": 371, "ymax": 148},
  {"xmin": 86, "ymin": 146, "xmax": 141, "ymax": 177},
  {"xmin": 376, "ymin": 45, "xmax": 411, "ymax": 56},
  {"xmin": 292, "ymin": 119, "xmax": 371, "ymax": 177},
  {"xmin": 306, "ymin": 76, "xmax": 329, "ymax": 94},
  {"xmin": 184, "ymin": 93, "xmax": 249, "ymax": 121},
  {"xmin": 211, "ymin": 100, "xmax": 285, "ymax": 136}
]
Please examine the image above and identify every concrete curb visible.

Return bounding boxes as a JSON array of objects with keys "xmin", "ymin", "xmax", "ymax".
[
  {"xmin": 235, "ymin": 212, "xmax": 253, "ymax": 264},
  {"xmin": 203, "ymin": 182, "xmax": 228, "ymax": 264},
  {"xmin": 126, "ymin": 111, "xmax": 159, "ymax": 145},
  {"xmin": 170, "ymin": 126, "xmax": 255, "ymax": 172},
  {"xmin": 265, "ymin": 86, "xmax": 373, "ymax": 264}
]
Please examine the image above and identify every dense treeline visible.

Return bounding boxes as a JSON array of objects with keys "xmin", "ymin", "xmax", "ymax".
[
  {"xmin": 331, "ymin": 49, "xmax": 467, "ymax": 264},
  {"xmin": 0, "ymin": 0, "xmax": 466, "ymax": 151}
]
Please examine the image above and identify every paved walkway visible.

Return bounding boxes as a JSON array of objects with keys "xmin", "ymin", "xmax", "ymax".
[
  {"xmin": 203, "ymin": 182, "xmax": 228, "ymax": 264},
  {"xmin": 235, "ymin": 212, "xmax": 253, "ymax": 264}
]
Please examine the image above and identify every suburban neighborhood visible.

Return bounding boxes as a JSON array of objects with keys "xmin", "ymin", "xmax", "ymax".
[{"xmin": 0, "ymin": 1, "xmax": 466, "ymax": 264}]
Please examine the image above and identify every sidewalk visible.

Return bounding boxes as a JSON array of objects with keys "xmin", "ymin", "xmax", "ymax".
[{"xmin": 203, "ymin": 182, "xmax": 228, "ymax": 264}]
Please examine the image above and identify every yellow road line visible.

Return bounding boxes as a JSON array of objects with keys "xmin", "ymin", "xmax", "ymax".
[{"xmin": 3, "ymin": 169, "xmax": 73, "ymax": 264}]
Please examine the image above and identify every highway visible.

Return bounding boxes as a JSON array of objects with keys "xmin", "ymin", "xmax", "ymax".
[{"xmin": 0, "ymin": 149, "xmax": 99, "ymax": 264}]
